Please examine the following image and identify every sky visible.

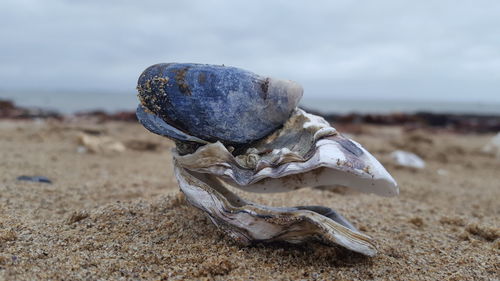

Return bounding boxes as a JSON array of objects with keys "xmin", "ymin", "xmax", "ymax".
[{"xmin": 1, "ymin": 0, "xmax": 500, "ymax": 111}]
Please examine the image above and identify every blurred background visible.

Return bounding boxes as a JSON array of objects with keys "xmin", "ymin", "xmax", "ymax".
[
  {"xmin": 1, "ymin": 2, "xmax": 499, "ymax": 279},
  {"xmin": 1, "ymin": 0, "xmax": 500, "ymax": 114}
]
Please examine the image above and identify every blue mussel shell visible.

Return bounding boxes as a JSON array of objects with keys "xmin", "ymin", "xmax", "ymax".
[{"xmin": 137, "ymin": 63, "xmax": 303, "ymax": 145}]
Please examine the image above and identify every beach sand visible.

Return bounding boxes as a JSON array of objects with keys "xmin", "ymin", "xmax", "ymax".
[{"xmin": 0, "ymin": 119, "xmax": 498, "ymax": 280}]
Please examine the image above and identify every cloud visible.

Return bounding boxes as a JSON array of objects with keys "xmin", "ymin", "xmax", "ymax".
[{"xmin": 1, "ymin": 0, "xmax": 500, "ymax": 104}]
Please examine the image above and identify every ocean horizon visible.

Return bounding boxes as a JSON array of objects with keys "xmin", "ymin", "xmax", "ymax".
[{"xmin": 2, "ymin": 91, "xmax": 500, "ymax": 116}]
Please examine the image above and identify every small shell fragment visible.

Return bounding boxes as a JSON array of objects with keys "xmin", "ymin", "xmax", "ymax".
[
  {"xmin": 481, "ymin": 132, "xmax": 500, "ymax": 159},
  {"xmin": 390, "ymin": 150, "xmax": 426, "ymax": 169}
]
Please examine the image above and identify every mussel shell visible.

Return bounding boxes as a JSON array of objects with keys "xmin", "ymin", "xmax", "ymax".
[{"xmin": 137, "ymin": 63, "xmax": 303, "ymax": 145}]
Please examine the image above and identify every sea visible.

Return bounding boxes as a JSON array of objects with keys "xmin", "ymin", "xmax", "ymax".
[{"xmin": 2, "ymin": 91, "xmax": 500, "ymax": 116}]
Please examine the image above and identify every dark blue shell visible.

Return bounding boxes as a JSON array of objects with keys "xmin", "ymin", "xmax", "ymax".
[{"xmin": 137, "ymin": 63, "xmax": 303, "ymax": 144}]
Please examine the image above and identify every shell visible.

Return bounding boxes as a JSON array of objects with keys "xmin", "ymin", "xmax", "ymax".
[
  {"xmin": 175, "ymin": 165, "xmax": 379, "ymax": 256},
  {"xmin": 390, "ymin": 150, "xmax": 426, "ymax": 169},
  {"xmin": 135, "ymin": 64, "xmax": 398, "ymax": 256},
  {"xmin": 137, "ymin": 63, "xmax": 303, "ymax": 144},
  {"xmin": 175, "ymin": 109, "xmax": 398, "ymax": 197},
  {"xmin": 172, "ymin": 109, "xmax": 398, "ymax": 256}
]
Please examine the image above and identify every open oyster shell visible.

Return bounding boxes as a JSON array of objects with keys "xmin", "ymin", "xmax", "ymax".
[{"xmin": 172, "ymin": 109, "xmax": 398, "ymax": 256}]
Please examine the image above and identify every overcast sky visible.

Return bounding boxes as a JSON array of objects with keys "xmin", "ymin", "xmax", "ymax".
[{"xmin": 1, "ymin": 0, "xmax": 500, "ymax": 105}]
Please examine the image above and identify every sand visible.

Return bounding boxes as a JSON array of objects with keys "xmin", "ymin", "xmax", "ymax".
[{"xmin": 0, "ymin": 119, "xmax": 498, "ymax": 280}]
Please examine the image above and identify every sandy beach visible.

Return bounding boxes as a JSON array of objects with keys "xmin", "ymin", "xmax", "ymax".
[{"xmin": 0, "ymin": 119, "xmax": 498, "ymax": 280}]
